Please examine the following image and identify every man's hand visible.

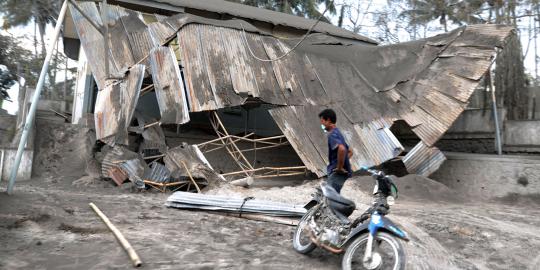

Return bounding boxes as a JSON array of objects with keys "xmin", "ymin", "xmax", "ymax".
[
  {"xmin": 348, "ymin": 149, "xmax": 353, "ymax": 159},
  {"xmin": 333, "ymin": 167, "xmax": 348, "ymax": 175}
]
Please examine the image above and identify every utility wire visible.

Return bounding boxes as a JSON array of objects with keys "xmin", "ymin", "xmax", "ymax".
[{"xmin": 240, "ymin": 0, "xmax": 335, "ymax": 62}]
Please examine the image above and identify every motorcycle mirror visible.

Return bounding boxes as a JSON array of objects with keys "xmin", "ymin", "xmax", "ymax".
[{"xmin": 387, "ymin": 196, "xmax": 395, "ymax": 206}]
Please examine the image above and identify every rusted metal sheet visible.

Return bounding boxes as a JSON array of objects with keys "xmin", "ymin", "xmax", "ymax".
[
  {"xmin": 148, "ymin": 46, "xmax": 190, "ymax": 124},
  {"xmin": 269, "ymin": 105, "xmax": 403, "ymax": 176},
  {"xmin": 106, "ymin": 5, "xmax": 135, "ymax": 74},
  {"xmin": 221, "ymin": 28, "xmax": 259, "ymax": 97},
  {"xmin": 69, "ymin": 2, "xmax": 118, "ymax": 89},
  {"xmin": 164, "ymin": 144, "xmax": 216, "ymax": 180},
  {"xmin": 198, "ymin": 25, "xmax": 243, "ymax": 108},
  {"xmin": 244, "ymin": 33, "xmax": 286, "ymax": 105},
  {"xmin": 262, "ymin": 37, "xmax": 305, "ymax": 105},
  {"xmin": 108, "ymin": 166, "xmax": 128, "ymax": 186},
  {"xmin": 147, "ymin": 21, "xmax": 176, "ymax": 45},
  {"xmin": 177, "ymin": 25, "xmax": 217, "ymax": 111},
  {"xmin": 119, "ymin": 8, "xmax": 158, "ymax": 65},
  {"xmin": 268, "ymin": 106, "xmax": 326, "ymax": 177},
  {"xmin": 403, "ymin": 142, "xmax": 446, "ymax": 177},
  {"xmin": 94, "ymin": 64, "xmax": 145, "ymax": 145}
]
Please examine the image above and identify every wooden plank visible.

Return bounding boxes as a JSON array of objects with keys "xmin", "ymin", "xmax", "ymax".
[{"xmin": 149, "ymin": 46, "xmax": 190, "ymax": 124}]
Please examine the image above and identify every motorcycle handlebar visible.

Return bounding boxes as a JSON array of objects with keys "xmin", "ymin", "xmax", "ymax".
[{"xmin": 360, "ymin": 166, "xmax": 384, "ymax": 177}]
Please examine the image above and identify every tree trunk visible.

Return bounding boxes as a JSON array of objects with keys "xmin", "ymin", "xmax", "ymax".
[
  {"xmin": 38, "ymin": 20, "xmax": 46, "ymax": 58},
  {"xmin": 337, "ymin": 5, "xmax": 345, "ymax": 27}
]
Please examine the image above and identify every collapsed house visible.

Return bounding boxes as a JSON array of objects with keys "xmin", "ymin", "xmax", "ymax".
[{"xmin": 62, "ymin": 0, "xmax": 513, "ymax": 190}]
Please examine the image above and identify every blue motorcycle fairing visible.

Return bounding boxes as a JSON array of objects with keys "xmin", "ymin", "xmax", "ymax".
[{"xmin": 342, "ymin": 214, "xmax": 409, "ymax": 246}]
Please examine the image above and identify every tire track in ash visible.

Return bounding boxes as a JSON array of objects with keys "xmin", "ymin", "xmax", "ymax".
[{"xmin": 393, "ymin": 216, "xmax": 459, "ymax": 270}]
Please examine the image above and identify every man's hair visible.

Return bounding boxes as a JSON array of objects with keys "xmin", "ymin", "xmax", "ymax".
[{"xmin": 318, "ymin": 109, "xmax": 337, "ymax": 123}]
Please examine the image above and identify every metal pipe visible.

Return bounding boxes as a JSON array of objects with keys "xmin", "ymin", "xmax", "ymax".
[
  {"xmin": 0, "ymin": 150, "xmax": 5, "ymax": 183},
  {"xmin": 101, "ymin": 0, "xmax": 110, "ymax": 78},
  {"xmin": 489, "ymin": 70, "xmax": 503, "ymax": 155},
  {"xmin": 7, "ymin": 0, "xmax": 69, "ymax": 194}
]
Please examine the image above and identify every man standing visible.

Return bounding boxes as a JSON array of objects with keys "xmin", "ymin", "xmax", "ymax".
[{"xmin": 319, "ymin": 109, "xmax": 353, "ymax": 193}]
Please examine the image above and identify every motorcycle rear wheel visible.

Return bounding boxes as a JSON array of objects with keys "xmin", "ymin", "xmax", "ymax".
[
  {"xmin": 292, "ymin": 207, "xmax": 317, "ymax": 254},
  {"xmin": 342, "ymin": 232, "xmax": 405, "ymax": 270}
]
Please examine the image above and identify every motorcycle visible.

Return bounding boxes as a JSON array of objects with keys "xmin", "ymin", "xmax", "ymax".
[{"xmin": 293, "ymin": 167, "xmax": 408, "ymax": 270}]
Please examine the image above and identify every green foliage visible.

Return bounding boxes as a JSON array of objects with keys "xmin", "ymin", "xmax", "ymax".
[{"xmin": 0, "ymin": 33, "xmax": 38, "ymax": 101}]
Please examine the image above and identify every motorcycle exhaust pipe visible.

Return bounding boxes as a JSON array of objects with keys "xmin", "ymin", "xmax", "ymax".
[{"xmin": 308, "ymin": 230, "xmax": 343, "ymax": 254}]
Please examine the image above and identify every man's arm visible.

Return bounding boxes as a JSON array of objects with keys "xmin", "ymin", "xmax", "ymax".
[
  {"xmin": 348, "ymin": 149, "xmax": 353, "ymax": 158},
  {"xmin": 336, "ymin": 144, "xmax": 347, "ymax": 172}
]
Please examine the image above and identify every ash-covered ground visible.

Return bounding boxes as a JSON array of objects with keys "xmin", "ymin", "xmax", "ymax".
[
  {"xmin": 1, "ymin": 173, "xmax": 539, "ymax": 270},
  {"xmin": 1, "ymin": 122, "xmax": 539, "ymax": 270}
]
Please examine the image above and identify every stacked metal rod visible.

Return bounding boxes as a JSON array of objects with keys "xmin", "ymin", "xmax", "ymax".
[{"xmin": 166, "ymin": 192, "xmax": 306, "ymax": 217}]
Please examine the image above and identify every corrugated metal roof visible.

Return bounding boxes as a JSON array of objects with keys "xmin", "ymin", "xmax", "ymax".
[
  {"xmin": 74, "ymin": 2, "xmax": 513, "ymax": 176},
  {"xmin": 108, "ymin": 0, "xmax": 378, "ymax": 44},
  {"xmin": 149, "ymin": 46, "xmax": 190, "ymax": 123},
  {"xmin": 94, "ymin": 64, "xmax": 145, "ymax": 145},
  {"xmin": 403, "ymin": 142, "xmax": 446, "ymax": 177}
]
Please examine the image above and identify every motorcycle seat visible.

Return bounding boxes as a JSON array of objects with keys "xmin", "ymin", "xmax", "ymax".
[{"xmin": 321, "ymin": 183, "xmax": 356, "ymax": 220}]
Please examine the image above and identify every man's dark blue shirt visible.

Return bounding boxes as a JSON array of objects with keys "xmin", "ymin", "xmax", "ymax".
[{"xmin": 327, "ymin": 127, "xmax": 352, "ymax": 177}]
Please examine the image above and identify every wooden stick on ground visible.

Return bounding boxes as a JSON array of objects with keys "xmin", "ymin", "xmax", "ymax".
[
  {"xmin": 89, "ymin": 203, "xmax": 142, "ymax": 267},
  {"xmin": 180, "ymin": 160, "xmax": 201, "ymax": 193}
]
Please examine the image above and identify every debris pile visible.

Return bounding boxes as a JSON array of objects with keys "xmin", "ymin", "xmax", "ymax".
[{"xmin": 98, "ymin": 142, "xmax": 218, "ymax": 192}]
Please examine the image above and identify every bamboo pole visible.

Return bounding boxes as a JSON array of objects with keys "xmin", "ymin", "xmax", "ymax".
[
  {"xmin": 221, "ymin": 166, "xmax": 307, "ymax": 177},
  {"xmin": 89, "ymin": 203, "xmax": 142, "ymax": 267},
  {"xmin": 180, "ymin": 160, "xmax": 201, "ymax": 193}
]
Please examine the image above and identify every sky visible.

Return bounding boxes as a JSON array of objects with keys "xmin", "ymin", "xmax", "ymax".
[{"xmin": 1, "ymin": 0, "xmax": 538, "ymax": 114}]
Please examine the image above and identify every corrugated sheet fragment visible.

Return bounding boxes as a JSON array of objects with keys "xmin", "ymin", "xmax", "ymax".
[
  {"xmin": 403, "ymin": 142, "xmax": 446, "ymax": 177},
  {"xmin": 143, "ymin": 162, "xmax": 171, "ymax": 183},
  {"xmin": 164, "ymin": 144, "xmax": 217, "ymax": 181},
  {"xmin": 166, "ymin": 191, "xmax": 306, "ymax": 217},
  {"xmin": 269, "ymin": 106, "xmax": 404, "ymax": 176},
  {"xmin": 149, "ymin": 46, "xmax": 190, "ymax": 124},
  {"xmin": 101, "ymin": 145, "xmax": 144, "ymax": 188},
  {"xmin": 118, "ymin": 159, "xmax": 147, "ymax": 188},
  {"xmin": 94, "ymin": 65, "xmax": 144, "ymax": 145},
  {"xmin": 69, "ymin": 2, "xmax": 118, "ymax": 89}
]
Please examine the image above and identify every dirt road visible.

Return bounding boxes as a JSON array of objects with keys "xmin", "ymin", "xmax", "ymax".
[{"xmin": 1, "ymin": 175, "xmax": 539, "ymax": 270}]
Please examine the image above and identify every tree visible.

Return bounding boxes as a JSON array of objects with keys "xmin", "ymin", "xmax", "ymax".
[
  {"xmin": 0, "ymin": 0, "xmax": 61, "ymax": 57},
  {"xmin": 399, "ymin": 0, "xmax": 484, "ymax": 32},
  {"xmin": 0, "ymin": 33, "xmax": 41, "ymax": 102},
  {"xmin": 228, "ymin": 0, "xmax": 337, "ymax": 22}
]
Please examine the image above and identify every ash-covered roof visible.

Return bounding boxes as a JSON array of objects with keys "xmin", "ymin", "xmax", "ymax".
[
  {"xmin": 107, "ymin": 0, "xmax": 378, "ymax": 44},
  {"xmin": 70, "ymin": 1, "xmax": 513, "ymax": 177}
]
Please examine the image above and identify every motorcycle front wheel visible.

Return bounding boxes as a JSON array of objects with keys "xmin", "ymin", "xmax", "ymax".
[
  {"xmin": 342, "ymin": 232, "xmax": 405, "ymax": 270},
  {"xmin": 292, "ymin": 207, "xmax": 317, "ymax": 254}
]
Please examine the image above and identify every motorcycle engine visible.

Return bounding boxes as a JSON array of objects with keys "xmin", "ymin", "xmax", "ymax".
[{"xmin": 309, "ymin": 205, "xmax": 350, "ymax": 248}]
